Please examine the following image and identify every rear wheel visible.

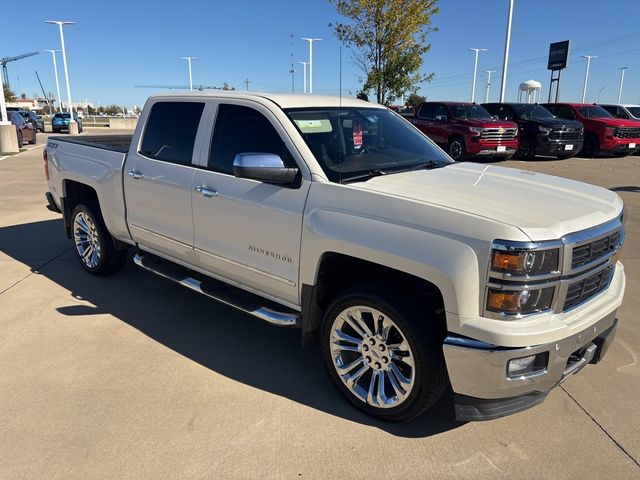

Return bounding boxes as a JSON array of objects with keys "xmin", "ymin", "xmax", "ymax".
[
  {"xmin": 320, "ymin": 285, "xmax": 447, "ymax": 422},
  {"xmin": 71, "ymin": 203, "xmax": 127, "ymax": 275},
  {"xmin": 447, "ymin": 137, "xmax": 468, "ymax": 161}
]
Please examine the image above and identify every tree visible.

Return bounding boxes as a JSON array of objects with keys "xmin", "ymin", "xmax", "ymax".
[
  {"xmin": 406, "ymin": 92, "xmax": 426, "ymax": 108},
  {"xmin": 330, "ymin": 0, "xmax": 439, "ymax": 105},
  {"xmin": 3, "ymin": 84, "xmax": 17, "ymax": 102}
]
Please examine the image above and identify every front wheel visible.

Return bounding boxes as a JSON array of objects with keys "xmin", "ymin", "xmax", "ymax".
[
  {"xmin": 447, "ymin": 137, "xmax": 468, "ymax": 161},
  {"xmin": 320, "ymin": 286, "xmax": 447, "ymax": 422},
  {"xmin": 516, "ymin": 138, "xmax": 535, "ymax": 160},
  {"xmin": 17, "ymin": 131, "xmax": 24, "ymax": 148},
  {"xmin": 71, "ymin": 203, "xmax": 127, "ymax": 275}
]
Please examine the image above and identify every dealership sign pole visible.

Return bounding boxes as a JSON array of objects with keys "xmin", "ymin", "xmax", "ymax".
[{"xmin": 547, "ymin": 40, "xmax": 570, "ymax": 103}]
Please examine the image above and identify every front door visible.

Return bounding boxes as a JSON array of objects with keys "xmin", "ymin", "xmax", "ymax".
[
  {"xmin": 191, "ymin": 102, "xmax": 310, "ymax": 306},
  {"xmin": 124, "ymin": 100, "xmax": 206, "ymax": 263}
]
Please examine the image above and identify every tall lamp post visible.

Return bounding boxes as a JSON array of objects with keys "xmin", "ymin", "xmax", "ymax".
[
  {"xmin": 499, "ymin": 0, "xmax": 514, "ymax": 102},
  {"xmin": 617, "ymin": 66, "xmax": 628, "ymax": 103},
  {"xmin": 43, "ymin": 50, "xmax": 62, "ymax": 112},
  {"xmin": 181, "ymin": 57, "xmax": 198, "ymax": 92},
  {"xmin": 46, "ymin": 21, "xmax": 75, "ymax": 123},
  {"xmin": 484, "ymin": 70, "xmax": 496, "ymax": 103},
  {"xmin": 468, "ymin": 48, "xmax": 487, "ymax": 102},
  {"xmin": 298, "ymin": 61, "xmax": 308, "ymax": 94},
  {"xmin": 300, "ymin": 38, "xmax": 321, "ymax": 94},
  {"xmin": 581, "ymin": 55, "xmax": 597, "ymax": 103}
]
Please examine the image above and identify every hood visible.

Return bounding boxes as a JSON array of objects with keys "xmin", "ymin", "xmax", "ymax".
[
  {"xmin": 524, "ymin": 117, "xmax": 583, "ymax": 129},
  {"xmin": 453, "ymin": 117, "xmax": 517, "ymax": 129},
  {"xmin": 353, "ymin": 163, "xmax": 622, "ymax": 240},
  {"xmin": 582, "ymin": 116, "xmax": 640, "ymax": 127}
]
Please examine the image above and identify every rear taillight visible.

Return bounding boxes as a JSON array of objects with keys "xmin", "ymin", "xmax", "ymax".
[{"xmin": 43, "ymin": 149, "xmax": 49, "ymax": 180}]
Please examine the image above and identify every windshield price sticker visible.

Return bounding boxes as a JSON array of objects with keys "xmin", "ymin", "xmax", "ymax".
[{"xmin": 353, "ymin": 121, "xmax": 363, "ymax": 148}]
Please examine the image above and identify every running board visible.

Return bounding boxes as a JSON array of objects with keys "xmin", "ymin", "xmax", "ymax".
[{"xmin": 133, "ymin": 252, "xmax": 301, "ymax": 327}]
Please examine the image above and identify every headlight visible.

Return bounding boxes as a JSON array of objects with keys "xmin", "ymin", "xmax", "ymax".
[
  {"xmin": 469, "ymin": 127, "xmax": 483, "ymax": 137},
  {"xmin": 491, "ymin": 245, "xmax": 560, "ymax": 277},
  {"xmin": 538, "ymin": 126, "xmax": 552, "ymax": 135},
  {"xmin": 486, "ymin": 287, "xmax": 555, "ymax": 315},
  {"xmin": 604, "ymin": 126, "xmax": 615, "ymax": 137}
]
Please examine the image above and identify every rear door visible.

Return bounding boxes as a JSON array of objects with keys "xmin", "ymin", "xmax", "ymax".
[
  {"xmin": 124, "ymin": 100, "xmax": 206, "ymax": 264},
  {"xmin": 190, "ymin": 101, "xmax": 310, "ymax": 307},
  {"xmin": 413, "ymin": 103, "xmax": 439, "ymax": 142}
]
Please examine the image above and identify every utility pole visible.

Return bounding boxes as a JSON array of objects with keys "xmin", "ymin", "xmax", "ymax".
[
  {"xmin": 301, "ymin": 38, "xmax": 321, "ymax": 94},
  {"xmin": 298, "ymin": 61, "xmax": 308, "ymax": 94},
  {"xmin": 180, "ymin": 57, "xmax": 197, "ymax": 92},
  {"xmin": 484, "ymin": 70, "xmax": 496, "ymax": 103},
  {"xmin": 499, "ymin": 0, "xmax": 514, "ymax": 102},
  {"xmin": 581, "ymin": 55, "xmax": 597, "ymax": 103},
  {"xmin": 468, "ymin": 48, "xmax": 487, "ymax": 102},
  {"xmin": 617, "ymin": 66, "xmax": 628, "ymax": 103},
  {"xmin": 243, "ymin": 78, "xmax": 251, "ymax": 91}
]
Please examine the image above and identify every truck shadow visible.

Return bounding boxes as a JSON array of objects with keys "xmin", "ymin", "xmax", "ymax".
[{"xmin": 0, "ymin": 218, "xmax": 462, "ymax": 438}]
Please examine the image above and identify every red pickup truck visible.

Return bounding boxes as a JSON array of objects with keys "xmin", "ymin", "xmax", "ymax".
[
  {"xmin": 410, "ymin": 102, "xmax": 518, "ymax": 161},
  {"xmin": 542, "ymin": 103, "xmax": 640, "ymax": 157}
]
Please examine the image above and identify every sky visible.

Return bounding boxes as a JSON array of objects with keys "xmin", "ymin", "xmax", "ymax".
[{"xmin": 3, "ymin": 0, "xmax": 640, "ymax": 109}]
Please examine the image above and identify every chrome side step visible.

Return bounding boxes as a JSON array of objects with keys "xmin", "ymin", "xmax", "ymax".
[{"xmin": 133, "ymin": 252, "xmax": 301, "ymax": 327}]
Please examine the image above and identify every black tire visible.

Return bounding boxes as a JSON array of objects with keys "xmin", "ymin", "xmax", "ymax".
[
  {"xmin": 52, "ymin": 127, "xmax": 59, "ymax": 134},
  {"xmin": 581, "ymin": 134, "xmax": 600, "ymax": 158},
  {"xmin": 516, "ymin": 138, "xmax": 535, "ymax": 160},
  {"xmin": 70, "ymin": 203, "xmax": 127, "ymax": 276},
  {"xmin": 17, "ymin": 131, "xmax": 23, "ymax": 148},
  {"xmin": 320, "ymin": 284, "xmax": 448, "ymax": 422},
  {"xmin": 447, "ymin": 136, "xmax": 468, "ymax": 161},
  {"xmin": 29, "ymin": 130, "xmax": 37, "ymax": 145}
]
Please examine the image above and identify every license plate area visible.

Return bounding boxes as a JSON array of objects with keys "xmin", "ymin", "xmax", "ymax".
[
  {"xmin": 565, "ymin": 144, "xmax": 573, "ymax": 150},
  {"xmin": 497, "ymin": 146, "xmax": 506, "ymax": 152}
]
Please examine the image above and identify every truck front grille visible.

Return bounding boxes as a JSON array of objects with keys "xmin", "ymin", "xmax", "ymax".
[
  {"xmin": 571, "ymin": 230, "xmax": 622, "ymax": 269},
  {"xmin": 480, "ymin": 128, "xmax": 517, "ymax": 141},
  {"xmin": 549, "ymin": 128, "xmax": 583, "ymax": 141},
  {"xmin": 563, "ymin": 266, "xmax": 614, "ymax": 310},
  {"xmin": 614, "ymin": 127, "xmax": 640, "ymax": 139}
]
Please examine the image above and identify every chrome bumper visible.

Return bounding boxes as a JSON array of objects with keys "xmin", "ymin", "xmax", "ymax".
[{"xmin": 443, "ymin": 309, "xmax": 618, "ymax": 401}]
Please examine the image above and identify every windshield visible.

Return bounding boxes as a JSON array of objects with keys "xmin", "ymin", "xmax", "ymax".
[
  {"xmin": 449, "ymin": 104, "xmax": 492, "ymax": 119},
  {"xmin": 576, "ymin": 106, "xmax": 612, "ymax": 118},
  {"xmin": 626, "ymin": 107, "xmax": 640, "ymax": 118},
  {"xmin": 54, "ymin": 113, "xmax": 71, "ymax": 118},
  {"xmin": 514, "ymin": 104, "xmax": 554, "ymax": 120},
  {"xmin": 285, "ymin": 107, "xmax": 452, "ymax": 183}
]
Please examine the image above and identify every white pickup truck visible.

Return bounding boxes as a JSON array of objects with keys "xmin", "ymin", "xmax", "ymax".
[{"xmin": 44, "ymin": 92, "xmax": 625, "ymax": 422}]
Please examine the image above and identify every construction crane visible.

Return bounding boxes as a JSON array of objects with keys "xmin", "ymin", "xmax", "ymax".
[{"xmin": 1, "ymin": 51, "xmax": 39, "ymax": 87}]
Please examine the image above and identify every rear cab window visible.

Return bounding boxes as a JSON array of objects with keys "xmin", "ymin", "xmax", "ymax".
[{"xmin": 140, "ymin": 101, "xmax": 205, "ymax": 165}]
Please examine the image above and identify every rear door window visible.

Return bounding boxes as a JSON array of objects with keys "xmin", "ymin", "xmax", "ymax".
[{"xmin": 140, "ymin": 101, "xmax": 205, "ymax": 165}]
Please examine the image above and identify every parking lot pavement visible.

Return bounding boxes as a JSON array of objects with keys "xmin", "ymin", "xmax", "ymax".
[{"xmin": 1, "ymin": 136, "xmax": 639, "ymax": 479}]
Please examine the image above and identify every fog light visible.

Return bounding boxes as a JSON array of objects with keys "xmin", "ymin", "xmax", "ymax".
[{"xmin": 507, "ymin": 352, "xmax": 548, "ymax": 378}]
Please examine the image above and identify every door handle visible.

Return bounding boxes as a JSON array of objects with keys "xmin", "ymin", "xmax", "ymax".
[
  {"xmin": 127, "ymin": 169, "xmax": 144, "ymax": 179},
  {"xmin": 195, "ymin": 185, "xmax": 218, "ymax": 197}
]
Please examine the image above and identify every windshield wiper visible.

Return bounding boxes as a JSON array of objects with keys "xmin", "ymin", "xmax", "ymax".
[
  {"xmin": 391, "ymin": 160, "xmax": 448, "ymax": 174},
  {"xmin": 341, "ymin": 169, "xmax": 387, "ymax": 184}
]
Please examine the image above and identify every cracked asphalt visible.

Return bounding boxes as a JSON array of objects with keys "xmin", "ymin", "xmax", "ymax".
[{"xmin": 1, "ymin": 130, "xmax": 639, "ymax": 479}]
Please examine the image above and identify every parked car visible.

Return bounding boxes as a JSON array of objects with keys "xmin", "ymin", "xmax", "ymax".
[
  {"xmin": 599, "ymin": 104, "xmax": 640, "ymax": 121},
  {"xmin": 410, "ymin": 102, "xmax": 518, "ymax": 161},
  {"xmin": 51, "ymin": 112, "xmax": 83, "ymax": 133},
  {"xmin": 389, "ymin": 105, "xmax": 415, "ymax": 119},
  {"xmin": 483, "ymin": 103, "xmax": 583, "ymax": 160},
  {"xmin": 43, "ymin": 92, "xmax": 625, "ymax": 422},
  {"xmin": 2, "ymin": 110, "xmax": 36, "ymax": 147},
  {"xmin": 7, "ymin": 107, "xmax": 45, "ymax": 132},
  {"xmin": 543, "ymin": 103, "xmax": 640, "ymax": 157}
]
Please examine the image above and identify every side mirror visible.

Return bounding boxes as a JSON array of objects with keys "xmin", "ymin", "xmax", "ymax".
[{"xmin": 233, "ymin": 153, "xmax": 298, "ymax": 185}]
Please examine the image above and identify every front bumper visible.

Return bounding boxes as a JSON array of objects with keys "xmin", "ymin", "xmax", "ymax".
[
  {"xmin": 600, "ymin": 138, "xmax": 639, "ymax": 153},
  {"xmin": 536, "ymin": 139, "xmax": 583, "ymax": 156},
  {"xmin": 443, "ymin": 309, "xmax": 618, "ymax": 421}
]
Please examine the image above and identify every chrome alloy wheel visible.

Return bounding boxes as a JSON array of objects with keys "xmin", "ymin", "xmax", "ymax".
[
  {"xmin": 329, "ymin": 306, "xmax": 416, "ymax": 409},
  {"xmin": 73, "ymin": 211, "xmax": 101, "ymax": 269},
  {"xmin": 449, "ymin": 140, "xmax": 463, "ymax": 160}
]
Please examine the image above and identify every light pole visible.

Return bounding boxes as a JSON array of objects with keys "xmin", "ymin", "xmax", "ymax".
[
  {"xmin": 46, "ymin": 21, "xmax": 75, "ymax": 118},
  {"xmin": 468, "ymin": 48, "xmax": 487, "ymax": 102},
  {"xmin": 499, "ymin": 0, "xmax": 514, "ymax": 102},
  {"xmin": 581, "ymin": 55, "xmax": 597, "ymax": 103},
  {"xmin": 617, "ymin": 66, "xmax": 628, "ymax": 103},
  {"xmin": 301, "ymin": 38, "xmax": 321, "ymax": 94},
  {"xmin": 43, "ymin": 50, "xmax": 62, "ymax": 112},
  {"xmin": 298, "ymin": 61, "xmax": 308, "ymax": 94},
  {"xmin": 181, "ymin": 57, "xmax": 198, "ymax": 92},
  {"xmin": 484, "ymin": 70, "xmax": 496, "ymax": 103}
]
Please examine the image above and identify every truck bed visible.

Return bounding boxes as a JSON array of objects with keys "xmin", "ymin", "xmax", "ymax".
[{"xmin": 48, "ymin": 134, "xmax": 133, "ymax": 153}]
